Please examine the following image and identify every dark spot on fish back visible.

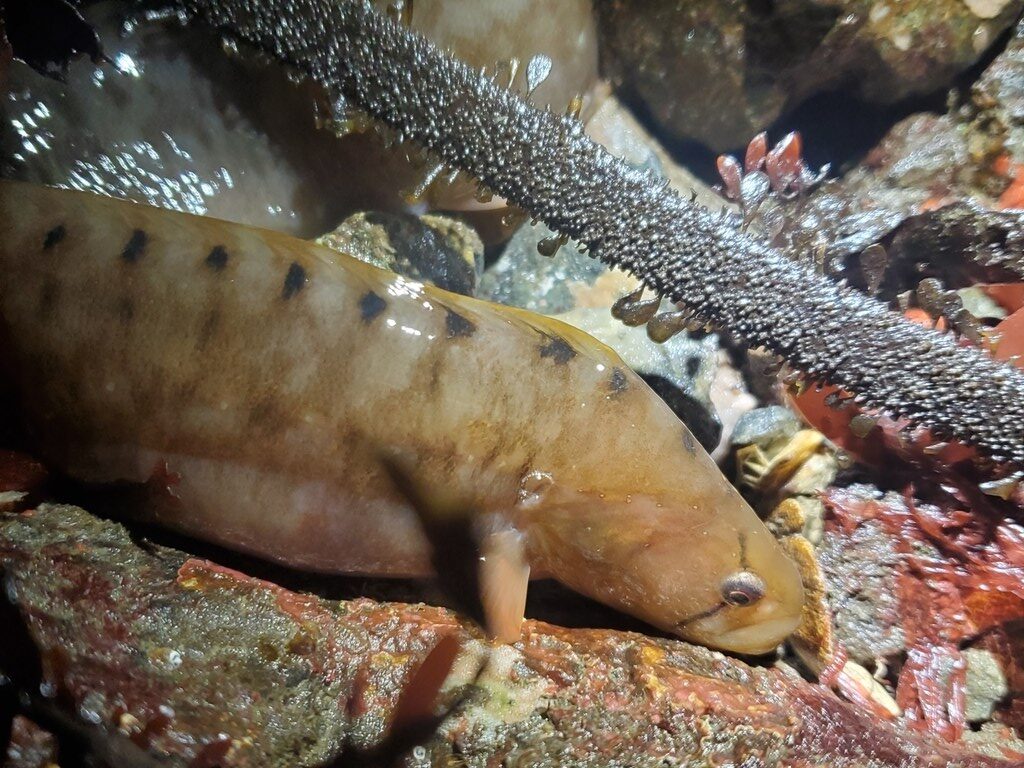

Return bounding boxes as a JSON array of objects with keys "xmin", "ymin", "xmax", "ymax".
[
  {"xmin": 121, "ymin": 230, "xmax": 147, "ymax": 263},
  {"xmin": 43, "ymin": 225, "xmax": 66, "ymax": 250},
  {"xmin": 539, "ymin": 335, "xmax": 576, "ymax": 365},
  {"xmin": 205, "ymin": 245, "xmax": 229, "ymax": 271},
  {"xmin": 445, "ymin": 308, "xmax": 476, "ymax": 339},
  {"xmin": 360, "ymin": 291, "xmax": 387, "ymax": 323},
  {"xmin": 282, "ymin": 262, "xmax": 307, "ymax": 299},
  {"xmin": 608, "ymin": 367, "xmax": 629, "ymax": 396}
]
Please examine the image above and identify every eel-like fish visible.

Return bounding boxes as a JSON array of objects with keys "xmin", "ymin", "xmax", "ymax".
[{"xmin": 0, "ymin": 180, "xmax": 803, "ymax": 654}]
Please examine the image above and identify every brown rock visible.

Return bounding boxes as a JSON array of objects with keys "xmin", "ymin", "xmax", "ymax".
[
  {"xmin": 0, "ymin": 504, "xmax": 1015, "ymax": 766},
  {"xmin": 598, "ymin": 0, "xmax": 1023, "ymax": 151}
]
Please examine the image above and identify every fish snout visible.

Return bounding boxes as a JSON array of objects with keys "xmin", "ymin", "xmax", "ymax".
[{"xmin": 683, "ymin": 594, "xmax": 802, "ymax": 655}]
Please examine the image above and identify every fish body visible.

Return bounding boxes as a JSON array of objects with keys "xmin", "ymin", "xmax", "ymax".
[{"xmin": 0, "ymin": 181, "xmax": 802, "ymax": 653}]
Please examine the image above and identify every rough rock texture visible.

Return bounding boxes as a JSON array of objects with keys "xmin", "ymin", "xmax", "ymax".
[
  {"xmin": 964, "ymin": 648, "xmax": 1010, "ymax": 724},
  {"xmin": 316, "ymin": 210, "xmax": 484, "ymax": 296},
  {"xmin": 817, "ymin": 501, "xmax": 907, "ymax": 664},
  {"xmin": 743, "ymin": 107, "xmax": 1024, "ymax": 298},
  {"xmin": 751, "ymin": 115, "xmax": 985, "ymax": 284},
  {"xmin": 822, "ymin": 484, "xmax": 1024, "ymax": 742},
  {"xmin": 764, "ymin": 17, "xmax": 1024, "ymax": 295},
  {"xmin": 975, "ymin": 18, "xmax": 1024, "ymax": 164},
  {"xmin": 597, "ymin": 0, "xmax": 1024, "ymax": 151},
  {"xmin": 0, "ymin": 504, "xmax": 1017, "ymax": 767}
]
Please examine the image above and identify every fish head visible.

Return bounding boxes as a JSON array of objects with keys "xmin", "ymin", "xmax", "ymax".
[
  {"xmin": 525, "ymin": 487, "xmax": 804, "ymax": 655},
  {"xmin": 664, "ymin": 509, "xmax": 805, "ymax": 655}
]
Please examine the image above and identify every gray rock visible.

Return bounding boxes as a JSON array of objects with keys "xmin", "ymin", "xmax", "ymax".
[
  {"xmin": 477, "ymin": 222, "xmax": 609, "ymax": 314},
  {"xmin": 317, "ymin": 211, "xmax": 483, "ymax": 296},
  {"xmin": 975, "ymin": 18, "xmax": 1024, "ymax": 162},
  {"xmin": 964, "ymin": 647, "xmax": 1009, "ymax": 723},
  {"xmin": 963, "ymin": 722, "xmax": 1024, "ymax": 759},
  {"xmin": 731, "ymin": 406, "xmax": 803, "ymax": 452}
]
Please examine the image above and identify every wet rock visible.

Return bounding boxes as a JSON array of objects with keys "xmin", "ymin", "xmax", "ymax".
[
  {"xmin": 477, "ymin": 223, "xmax": 613, "ymax": 314},
  {"xmin": 817, "ymin": 487, "xmax": 907, "ymax": 664},
  {"xmin": 731, "ymin": 405, "xmax": 803, "ymax": 452},
  {"xmin": 973, "ymin": 622, "xmax": 1024, "ymax": 734},
  {"xmin": 597, "ymin": 0, "xmax": 1023, "ymax": 151},
  {"xmin": 821, "ymin": 483, "xmax": 1024, "ymax": 741},
  {"xmin": 316, "ymin": 211, "xmax": 484, "ymax": 296},
  {"xmin": 0, "ymin": 504, "xmax": 1015, "ymax": 767},
  {"xmin": 960, "ymin": 285, "xmax": 1009, "ymax": 321},
  {"xmin": 866, "ymin": 203, "xmax": 1024, "ymax": 296},
  {"xmin": 784, "ymin": 115, "xmax": 974, "ymax": 274},
  {"xmin": 554, "ymin": 307, "xmax": 722, "ymax": 451},
  {"xmin": 965, "ymin": 647, "xmax": 1010, "ymax": 723},
  {"xmin": 742, "ymin": 112, "xmax": 1024, "ymax": 296},
  {"xmin": 963, "ymin": 723, "xmax": 1024, "ymax": 761},
  {"xmin": 974, "ymin": 18, "xmax": 1024, "ymax": 163},
  {"xmin": 771, "ymin": 22, "xmax": 1024, "ymax": 289},
  {"xmin": 707, "ymin": 351, "xmax": 758, "ymax": 461}
]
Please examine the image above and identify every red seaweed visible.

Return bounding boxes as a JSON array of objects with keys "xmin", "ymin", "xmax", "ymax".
[{"xmin": 826, "ymin": 486, "xmax": 1024, "ymax": 740}]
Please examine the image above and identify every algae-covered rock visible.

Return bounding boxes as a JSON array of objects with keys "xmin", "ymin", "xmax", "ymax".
[{"xmin": 1, "ymin": 504, "xmax": 1015, "ymax": 767}]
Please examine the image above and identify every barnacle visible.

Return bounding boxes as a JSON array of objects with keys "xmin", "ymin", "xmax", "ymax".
[{"xmin": 181, "ymin": 0, "xmax": 1024, "ymax": 466}]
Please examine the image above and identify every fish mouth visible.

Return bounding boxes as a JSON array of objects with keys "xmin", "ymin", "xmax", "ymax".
[
  {"xmin": 704, "ymin": 614, "xmax": 801, "ymax": 655},
  {"xmin": 675, "ymin": 601, "xmax": 727, "ymax": 630},
  {"xmin": 676, "ymin": 601, "xmax": 801, "ymax": 655}
]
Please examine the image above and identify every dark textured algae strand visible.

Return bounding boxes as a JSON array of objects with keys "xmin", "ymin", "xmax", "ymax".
[{"xmin": 180, "ymin": 0, "xmax": 1024, "ymax": 466}]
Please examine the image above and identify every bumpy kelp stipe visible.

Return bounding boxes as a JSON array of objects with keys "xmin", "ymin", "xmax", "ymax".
[{"xmin": 178, "ymin": 0, "xmax": 1024, "ymax": 467}]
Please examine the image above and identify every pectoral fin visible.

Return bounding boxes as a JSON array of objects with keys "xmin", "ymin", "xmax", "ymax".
[
  {"xmin": 480, "ymin": 529, "xmax": 530, "ymax": 643},
  {"xmin": 381, "ymin": 454, "xmax": 529, "ymax": 643}
]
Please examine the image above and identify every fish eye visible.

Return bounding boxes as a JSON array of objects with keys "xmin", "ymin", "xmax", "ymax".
[{"xmin": 721, "ymin": 571, "xmax": 766, "ymax": 607}]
